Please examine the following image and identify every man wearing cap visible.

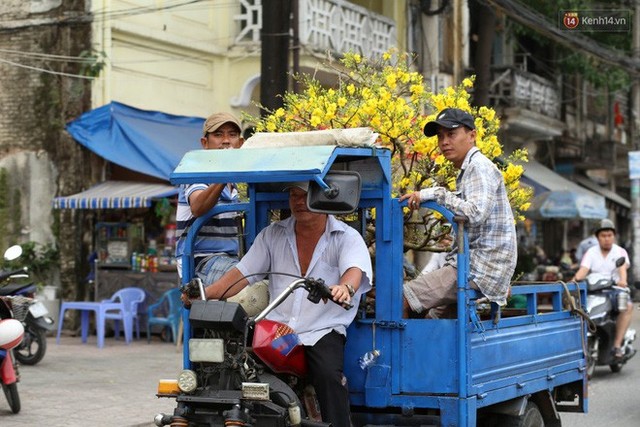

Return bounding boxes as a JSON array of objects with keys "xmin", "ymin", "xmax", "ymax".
[
  {"xmin": 572, "ymin": 219, "xmax": 632, "ymax": 359},
  {"xmin": 185, "ymin": 182, "xmax": 372, "ymax": 427},
  {"xmin": 400, "ymin": 108, "xmax": 517, "ymax": 317},
  {"xmin": 175, "ymin": 112, "xmax": 244, "ymax": 283}
]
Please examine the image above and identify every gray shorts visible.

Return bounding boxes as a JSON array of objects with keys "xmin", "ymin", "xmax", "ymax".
[
  {"xmin": 195, "ymin": 254, "xmax": 239, "ymax": 285},
  {"xmin": 403, "ymin": 264, "xmax": 478, "ymax": 314}
]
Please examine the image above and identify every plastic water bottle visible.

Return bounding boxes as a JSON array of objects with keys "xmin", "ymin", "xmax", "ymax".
[{"xmin": 358, "ymin": 349, "xmax": 380, "ymax": 370}]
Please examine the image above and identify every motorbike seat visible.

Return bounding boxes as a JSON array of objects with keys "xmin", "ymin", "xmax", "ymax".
[{"xmin": 0, "ymin": 282, "xmax": 36, "ymax": 297}]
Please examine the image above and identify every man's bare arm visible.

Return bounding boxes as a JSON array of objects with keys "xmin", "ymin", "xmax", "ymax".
[
  {"xmin": 205, "ymin": 267, "xmax": 249, "ymax": 300},
  {"xmin": 189, "ymin": 184, "xmax": 226, "ymax": 217}
]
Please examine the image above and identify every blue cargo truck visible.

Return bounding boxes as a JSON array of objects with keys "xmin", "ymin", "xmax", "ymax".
[{"xmin": 155, "ymin": 133, "xmax": 588, "ymax": 427}]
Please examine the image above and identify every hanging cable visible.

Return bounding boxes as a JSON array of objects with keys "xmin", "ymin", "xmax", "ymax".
[{"xmin": 0, "ymin": 56, "xmax": 95, "ymax": 79}]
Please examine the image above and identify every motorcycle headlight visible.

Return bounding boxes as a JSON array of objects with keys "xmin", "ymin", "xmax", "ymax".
[
  {"xmin": 189, "ymin": 338, "xmax": 225, "ymax": 363},
  {"xmin": 177, "ymin": 369, "xmax": 198, "ymax": 393}
]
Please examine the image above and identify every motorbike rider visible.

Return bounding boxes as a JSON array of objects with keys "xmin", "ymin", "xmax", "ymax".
[
  {"xmin": 572, "ymin": 219, "xmax": 632, "ymax": 359},
  {"xmin": 183, "ymin": 182, "xmax": 372, "ymax": 427}
]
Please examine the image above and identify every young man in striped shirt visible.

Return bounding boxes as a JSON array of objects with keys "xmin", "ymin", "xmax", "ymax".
[{"xmin": 175, "ymin": 112, "xmax": 244, "ymax": 284}]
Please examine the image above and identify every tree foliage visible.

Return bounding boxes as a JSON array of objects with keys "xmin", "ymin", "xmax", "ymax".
[{"xmin": 510, "ymin": 0, "xmax": 631, "ymax": 90}]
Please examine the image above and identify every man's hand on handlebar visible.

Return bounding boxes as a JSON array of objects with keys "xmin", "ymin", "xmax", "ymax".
[
  {"xmin": 330, "ymin": 284, "xmax": 352, "ymax": 306},
  {"xmin": 305, "ymin": 278, "xmax": 353, "ymax": 309},
  {"xmin": 180, "ymin": 279, "xmax": 202, "ymax": 307}
]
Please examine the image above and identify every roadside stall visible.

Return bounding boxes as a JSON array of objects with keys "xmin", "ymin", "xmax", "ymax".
[{"xmin": 52, "ymin": 102, "xmax": 204, "ymax": 303}]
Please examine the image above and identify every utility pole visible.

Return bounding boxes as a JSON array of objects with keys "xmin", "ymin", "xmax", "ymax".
[
  {"xmin": 260, "ymin": 0, "xmax": 291, "ymax": 117},
  {"xmin": 453, "ymin": 0, "xmax": 462, "ymax": 83},
  {"xmin": 631, "ymin": 1, "xmax": 640, "ymax": 286},
  {"xmin": 291, "ymin": 0, "xmax": 300, "ymax": 94}
]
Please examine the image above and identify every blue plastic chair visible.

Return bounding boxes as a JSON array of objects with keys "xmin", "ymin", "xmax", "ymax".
[
  {"xmin": 101, "ymin": 287, "xmax": 146, "ymax": 343},
  {"xmin": 146, "ymin": 288, "xmax": 182, "ymax": 343}
]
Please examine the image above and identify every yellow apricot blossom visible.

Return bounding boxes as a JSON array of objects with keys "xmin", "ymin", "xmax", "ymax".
[{"xmin": 247, "ymin": 49, "xmax": 531, "ymax": 247}]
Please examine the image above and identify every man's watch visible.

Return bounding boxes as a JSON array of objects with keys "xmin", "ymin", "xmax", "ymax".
[{"xmin": 343, "ymin": 283, "xmax": 356, "ymax": 297}]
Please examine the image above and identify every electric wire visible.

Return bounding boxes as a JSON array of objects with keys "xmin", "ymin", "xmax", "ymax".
[
  {"xmin": 218, "ymin": 271, "xmax": 306, "ymax": 301},
  {"xmin": 0, "ymin": 1, "xmax": 251, "ymax": 78},
  {"xmin": 0, "ymin": 56, "xmax": 95, "ymax": 79},
  {"xmin": 0, "ymin": 48, "xmax": 98, "ymax": 63},
  {"xmin": 480, "ymin": 0, "xmax": 640, "ymax": 75}
]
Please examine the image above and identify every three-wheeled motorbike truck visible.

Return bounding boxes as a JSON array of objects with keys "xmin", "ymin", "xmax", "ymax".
[{"xmin": 155, "ymin": 130, "xmax": 588, "ymax": 427}]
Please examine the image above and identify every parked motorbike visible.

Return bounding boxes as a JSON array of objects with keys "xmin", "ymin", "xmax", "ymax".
[
  {"xmin": 0, "ymin": 245, "xmax": 55, "ymax": 366},
  {"xmin": 0, "ymin": 245, "xmax": 27, "ymax": 414},
  {"xmin": 154, "ymin": 276, "xmax": 350, "ymax": 427},
  {"xmin": 585, "ymin": 257, "xmax": 637, "ymax": 378}
]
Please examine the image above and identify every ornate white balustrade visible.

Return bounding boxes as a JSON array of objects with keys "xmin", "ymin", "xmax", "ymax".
[
  {"xmin": 234, "ymin": 0, "xmax": 397, "ymax": 58},
  {"xmin": 492, "ymin": 67, "xmax": 560, "ymax": 119}
]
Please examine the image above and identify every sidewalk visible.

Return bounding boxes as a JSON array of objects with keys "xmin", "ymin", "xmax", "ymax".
[{"xmin": 0, "ymin": 332, "xmax": 183, "ymax": 427}]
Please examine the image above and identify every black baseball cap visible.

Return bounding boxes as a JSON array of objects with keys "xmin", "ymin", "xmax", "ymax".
[{"xmin": 423, "ymin": 108, "xmax": 476, "ymax": 137}]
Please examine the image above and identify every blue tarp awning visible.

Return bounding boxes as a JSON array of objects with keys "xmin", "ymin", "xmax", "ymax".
[
  {"xmin": 65, "ymin": 101, "xmax": 204, "ymax": 180},
  {"xmin": 522, "ymin": 160, "xmax": 607, "ymax": 219},
  {"xmin": 52, "ymin": 181, "xmax": 179, "ymax": 209}
]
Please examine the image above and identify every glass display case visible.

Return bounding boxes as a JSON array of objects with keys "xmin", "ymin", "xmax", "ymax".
[{"xmin": 96, "ymin": 222, "xmax": 144, "ymax": 268}]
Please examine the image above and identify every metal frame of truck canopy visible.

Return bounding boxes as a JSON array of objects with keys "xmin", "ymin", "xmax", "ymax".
[{"xmin": 170, "ymin": 145, "xmax": 588, "ymax": 426}]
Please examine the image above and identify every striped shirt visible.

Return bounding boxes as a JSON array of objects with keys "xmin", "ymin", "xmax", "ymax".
[
  {"xmin": 175, "ymin": 183, "xmax": 239, "ymax": 272},
  {"xmin": 432, "ymin": 147, "xmax": 517, "ymax": 305}
]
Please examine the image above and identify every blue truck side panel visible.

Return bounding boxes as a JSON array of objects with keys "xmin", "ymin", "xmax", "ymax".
[{"xmin": 171, "ymin": 145, "xmax": 588, "ymax": 426}]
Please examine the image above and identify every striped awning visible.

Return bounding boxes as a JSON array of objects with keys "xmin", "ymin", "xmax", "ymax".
[{"xmin": 52, "ymin": 181, "xmax": 179, "ymax": 209}]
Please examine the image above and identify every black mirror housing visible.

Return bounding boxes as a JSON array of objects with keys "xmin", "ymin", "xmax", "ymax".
[{"xmin": 307, "ymin": 171, "xmax": 361, "ymax": 215}]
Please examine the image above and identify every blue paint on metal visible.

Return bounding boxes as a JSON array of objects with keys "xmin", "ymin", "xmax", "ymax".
[
  {"xmin": 364, "ymin": 364, "xmax": 391, "ymax": 407},
  {"xmin": 172, "ymin": 144, "xmax": 588, "ymax": 425}
]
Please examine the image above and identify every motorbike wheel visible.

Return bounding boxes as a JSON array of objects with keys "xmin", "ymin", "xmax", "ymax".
[
  {"xmin": 14, "ymin": 326, "xmax": 47, "ymax": 366},
  {"xmin": 609, "ymin": 362, "xmax": 623, "ymax": 373},
  {"xmin": 2, "ymin": 382, "xmax": 21, "ymax": 414}
]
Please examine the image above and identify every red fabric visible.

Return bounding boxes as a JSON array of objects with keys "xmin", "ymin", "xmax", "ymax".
[{"xmin": 614, "ymin": 102, "xmax": 624, "ymax": 126}]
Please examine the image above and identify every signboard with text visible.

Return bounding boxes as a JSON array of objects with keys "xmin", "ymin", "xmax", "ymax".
[{"xmin": 629, "ymin": 151, "xmax": 640, "ymax": 180}]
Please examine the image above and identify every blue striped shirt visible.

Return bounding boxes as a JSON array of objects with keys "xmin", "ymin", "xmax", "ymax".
[{"xmin": 175, "ymin": 183, "xmax": 240, "ymax": 270}]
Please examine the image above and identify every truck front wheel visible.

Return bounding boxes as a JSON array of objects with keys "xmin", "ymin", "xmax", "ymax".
[{"xmin": 497, "ymin": 401, "xmax": 545, "ymax": 427}]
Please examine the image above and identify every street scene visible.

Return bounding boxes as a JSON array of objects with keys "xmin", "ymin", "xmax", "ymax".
[
  {"xmin": 0, "ymin": 307, "xmax": 638, "ymax": 426},
  {"xmin": 2, "ymin": 0, "xmax": 640, "ymax": 426}
]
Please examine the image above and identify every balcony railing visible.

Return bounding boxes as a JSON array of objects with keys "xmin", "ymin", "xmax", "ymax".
[
  {"xmin": 234, "ymin": 0, "xmax": 397, "ymax": 58},
  {"xmin": 490, "ymin": 67, "xmax": 561, "ymax": 120}
]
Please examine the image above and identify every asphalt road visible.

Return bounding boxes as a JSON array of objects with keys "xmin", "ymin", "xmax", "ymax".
[
  {"xmin": 2, "ymin": 306, "xmax": 639, "ymax": 426},
  {"xmin": 0, "ymin": 332, "xmax": 182, "ymax": 427},
  {"xmin": 562, "ymin": 302, "xmax": 640, "ymax": 427}
]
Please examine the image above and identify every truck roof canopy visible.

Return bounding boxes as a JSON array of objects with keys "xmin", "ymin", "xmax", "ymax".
[{"xmin": 170, "ymin": 144, "xmax": 391, "ymax": 192}]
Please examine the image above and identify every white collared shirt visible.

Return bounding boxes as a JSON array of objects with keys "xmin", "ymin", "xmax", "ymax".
[{"xmin": 236, "ymin": 215, "xmax": 372, "ymax": 345}]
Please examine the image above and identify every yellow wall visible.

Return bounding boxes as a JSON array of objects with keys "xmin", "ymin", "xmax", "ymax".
[
  {"xmin": 92, "ymin": 0, "xmax": 407, "ymax": 121},
  {"xmin": 92, "ymin": 0, "xmax": 260, "ymax": 119}
]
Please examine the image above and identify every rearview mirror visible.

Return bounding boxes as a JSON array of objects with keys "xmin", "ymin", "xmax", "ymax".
[
  {"xmin": 307, "ymin": 171, "xmax": 361, "ymax": 215},
  {"xmin": 615, "ymin": 257, "xmax": 626, "ymax": 268},
  {"xmin": 3, "ymin": 245, "xmax": 22, "ymax": 261}
]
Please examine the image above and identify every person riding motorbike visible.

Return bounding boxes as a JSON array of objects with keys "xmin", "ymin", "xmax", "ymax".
[
  {"xmin": 572, "ymin": 219, "xmax": 632, "ymax": 359},
  {"xmin": 182, "ymin": 182, "xmax": 373, "ymax": 427}
]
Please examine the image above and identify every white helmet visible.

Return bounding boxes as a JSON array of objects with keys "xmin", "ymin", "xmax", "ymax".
[
  {"xmin": 595, "ymin": 219, "xmax": 615, "ymax": 236},
  {"xmin": 0, "ymin": 318, "xmax": 24, "ymax": 350}
]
